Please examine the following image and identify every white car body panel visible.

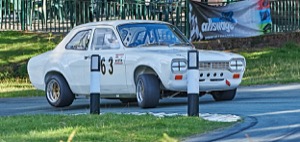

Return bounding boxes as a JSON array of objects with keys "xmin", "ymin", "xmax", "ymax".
[{"xmin": 28, "ymin": 20, "xmax": 246, "ymax": 99}]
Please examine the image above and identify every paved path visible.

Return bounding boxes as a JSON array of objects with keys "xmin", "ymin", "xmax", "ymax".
[{"xmin": 1, "ymin": 84, "xmax": 300, "ymax": 141}]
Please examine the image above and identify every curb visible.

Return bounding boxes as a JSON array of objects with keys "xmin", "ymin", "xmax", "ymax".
[{"xmin": 182, "ymin": 116, "xmax": 258, "ymax": 142}]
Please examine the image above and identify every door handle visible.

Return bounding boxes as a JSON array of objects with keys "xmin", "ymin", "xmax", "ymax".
[{"xmin": 84, "ymin": 56, "xmax": 90, "ymax": 60}]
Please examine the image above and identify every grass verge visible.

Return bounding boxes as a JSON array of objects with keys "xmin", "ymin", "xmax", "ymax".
[
  {"xmin": 0, "ymin": 113, "xmax": 233, "ymax": 142},
  {"xmin": 240, "ymin": 42, "xmax": 300, "ymax": 85},
  {"xmin": 0, "ymin": 31, "xmax": 62, "ymax": 98}
]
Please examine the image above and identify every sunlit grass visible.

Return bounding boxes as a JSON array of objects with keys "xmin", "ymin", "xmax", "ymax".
[
  {"xmin": 0, "ymin": 31, "xmax": 61, "ymax": 80},
  {"xmin": 0, "ymin": 114, "xmax": 233, "ymax": 142},
  {"xmin": 240, "ymin": 42, "xmax": 300, "ymax": 85},
  {"xmin": 0, "ymin": 78, "xmax": 44, "ymax": 98},
  {"xmin": 0, "ymin": 31, "xmax": 62, "ymax": 98}
]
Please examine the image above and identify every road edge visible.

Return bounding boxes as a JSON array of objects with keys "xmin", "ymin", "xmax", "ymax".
[{"xmin": 182, "ymin": 116, "xmax": 258, "ymax": 142}]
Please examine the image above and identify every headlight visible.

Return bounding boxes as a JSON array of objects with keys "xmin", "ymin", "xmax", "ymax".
[
  {"xmin": 171, "ymin": 59, "xmax": 187, "ymax": 72},
  {"xmin": 229, "ymin": 58, "xmax": 245, "ymax": 72}
]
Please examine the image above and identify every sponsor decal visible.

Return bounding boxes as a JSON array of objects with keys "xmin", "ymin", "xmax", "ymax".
[
  {"xmin": 201, "ymin": 12, "xmax": 237, "ymax": 33},
  {"xmin": 115, "ymin": 54, "xmax": 124, "ymax": 65}
]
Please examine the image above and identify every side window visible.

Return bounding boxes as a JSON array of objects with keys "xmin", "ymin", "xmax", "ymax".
[
  {"xmin": 92, "ymin": 28, "xmax": 120, "ymax": 50},
  {"xmin": 66, "ymin": 30, "xmax": 91, "ymax": 50}
]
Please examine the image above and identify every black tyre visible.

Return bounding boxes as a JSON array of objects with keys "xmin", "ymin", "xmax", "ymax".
[
  {"xmin": 212, "ymin": 89, "xmax": 237, "ymax": 101},
  {"xmin": 45, "ymin": 74, "xmax": 75, "ymax": 107},
  {"xmin": 120, "ymin": 98, "xmax": 137, "ymax": 104},
  {"xmin": 136, "ymin": 74, "xmax": 160, "ymax": 108}
]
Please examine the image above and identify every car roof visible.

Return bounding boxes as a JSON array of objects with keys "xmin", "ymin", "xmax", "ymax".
[{"xmin": 72, "ymin": 20, "xmax": 170, "ymax": 30}]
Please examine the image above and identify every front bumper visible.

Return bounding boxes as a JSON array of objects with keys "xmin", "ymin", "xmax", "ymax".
[{"xmin": 165, "ymin": 70, "xmax": 243, "ymax": 92}]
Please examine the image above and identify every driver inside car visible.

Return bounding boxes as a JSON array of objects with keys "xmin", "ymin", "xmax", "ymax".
[{"xmin": 104, "ymin": 32, "xmax": 119, "ymax": 49}]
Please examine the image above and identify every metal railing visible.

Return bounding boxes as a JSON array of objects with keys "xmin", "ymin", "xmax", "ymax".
[
  {"xmin": 0, "ymin": 0, "xmax": 188, "ymax": 35},
  {"xmin": 271, "ymin": 0, "xmax": 300, "ymax": 32},
  {"xmin": 0, "ymin": 0, "xmax": 300, "ymax": 37}
]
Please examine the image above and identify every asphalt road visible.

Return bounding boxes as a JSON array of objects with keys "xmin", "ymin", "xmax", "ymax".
[{"xmin": 1, "ymin": 84, "xmax": 300, "ymax": 141}]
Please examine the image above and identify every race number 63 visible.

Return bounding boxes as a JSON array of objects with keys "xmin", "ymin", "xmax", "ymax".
[{"xmin": 100, "ymin": 57, "xmax": 113, "ymax": 75}]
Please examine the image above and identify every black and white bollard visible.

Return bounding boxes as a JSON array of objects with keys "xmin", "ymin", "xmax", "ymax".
[
  {"xmin": 90, "ymin": 55, "xmax": 101, "ymax": 114},
  {"xmin": 187, "ymin": 50, "xmax": 200, "ymax": 117}
]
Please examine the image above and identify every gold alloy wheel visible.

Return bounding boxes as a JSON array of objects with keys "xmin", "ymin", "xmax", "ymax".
[{"xmin": 47, "ymin": 80, "xmax": 61, "ymax": 103}]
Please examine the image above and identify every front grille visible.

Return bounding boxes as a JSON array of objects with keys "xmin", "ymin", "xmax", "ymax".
[{"xmin": 199, "ymin": 62, "xmax": 229, "ymax": 70}]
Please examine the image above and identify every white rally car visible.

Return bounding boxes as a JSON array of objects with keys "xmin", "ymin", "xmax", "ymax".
[{"xmin": 28, "ymin": 20, "xmax": 246, "ymax": 108}]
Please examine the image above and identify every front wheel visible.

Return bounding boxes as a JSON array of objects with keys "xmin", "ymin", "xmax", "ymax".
[
  {"xmin": 136, "ymin": 74, "xmax": 160, "ymax": 108},
  {"xmin": 211, "ymin": 89, "xmax": 237, "ymax": 101},
  {"xmin": 45, "ymin": 74, "xmax": 75, "ymax": 107}
]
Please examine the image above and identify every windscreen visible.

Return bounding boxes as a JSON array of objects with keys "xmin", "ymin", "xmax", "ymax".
[{"xmin": 117, "ymin": 23, "xmax": 191, "ymax": 48}]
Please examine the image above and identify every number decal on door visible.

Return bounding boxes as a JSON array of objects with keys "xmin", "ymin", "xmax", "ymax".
[
  {"xmin": 100, "ymin": 58, "xmax": 106, "ymax": 75},
  {"xmin": 108, "ymin": 57, "xmax": 113, "ymax": 75},
  {"xmin": 100, "ymin": 57, "xmax": 114, "ymax": 75}
]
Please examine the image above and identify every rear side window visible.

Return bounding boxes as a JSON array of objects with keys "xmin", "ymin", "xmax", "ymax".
[{"xmin": 66, "ymin": 30, "xmax": 92, "ymax": 50}]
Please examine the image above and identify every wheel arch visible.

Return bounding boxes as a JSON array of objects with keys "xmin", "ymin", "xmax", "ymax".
[
  {"xmin": 45, "ymin": 71, "xmax": 63, "ymax": 83},
  {"xmin": 44, "ymin": 71, "xmax": 74, "ymax": 94},
  {"xmin": 134, "ymin": 65, "xmax": 161, "ymax": 86}
]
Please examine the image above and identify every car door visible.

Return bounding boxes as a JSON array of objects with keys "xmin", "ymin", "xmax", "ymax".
[{"xmin": 90, "ymin": 27, "xmax": 127, "ymax": 94}]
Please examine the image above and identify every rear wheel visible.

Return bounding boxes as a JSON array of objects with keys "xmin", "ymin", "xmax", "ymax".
[
  {"xmin": 212, "ymin": 89, "xmax": 237, "ymax": 101},
  {"xmin": 45, "ymin": 74, "xmax": 75, "ymax": 107},
  {"xmin": 136, "ymin": 74, "xmax": 160, "ymax": 108}
]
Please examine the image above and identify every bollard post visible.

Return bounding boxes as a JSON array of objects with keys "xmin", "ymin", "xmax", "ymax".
[
  {"xmin": 90, "ymin": 55, "xmax": 101, "ymax": 114},
  {"xmin": 187, "ymin": 50, "xmax": 200, "ymax": 117}
]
